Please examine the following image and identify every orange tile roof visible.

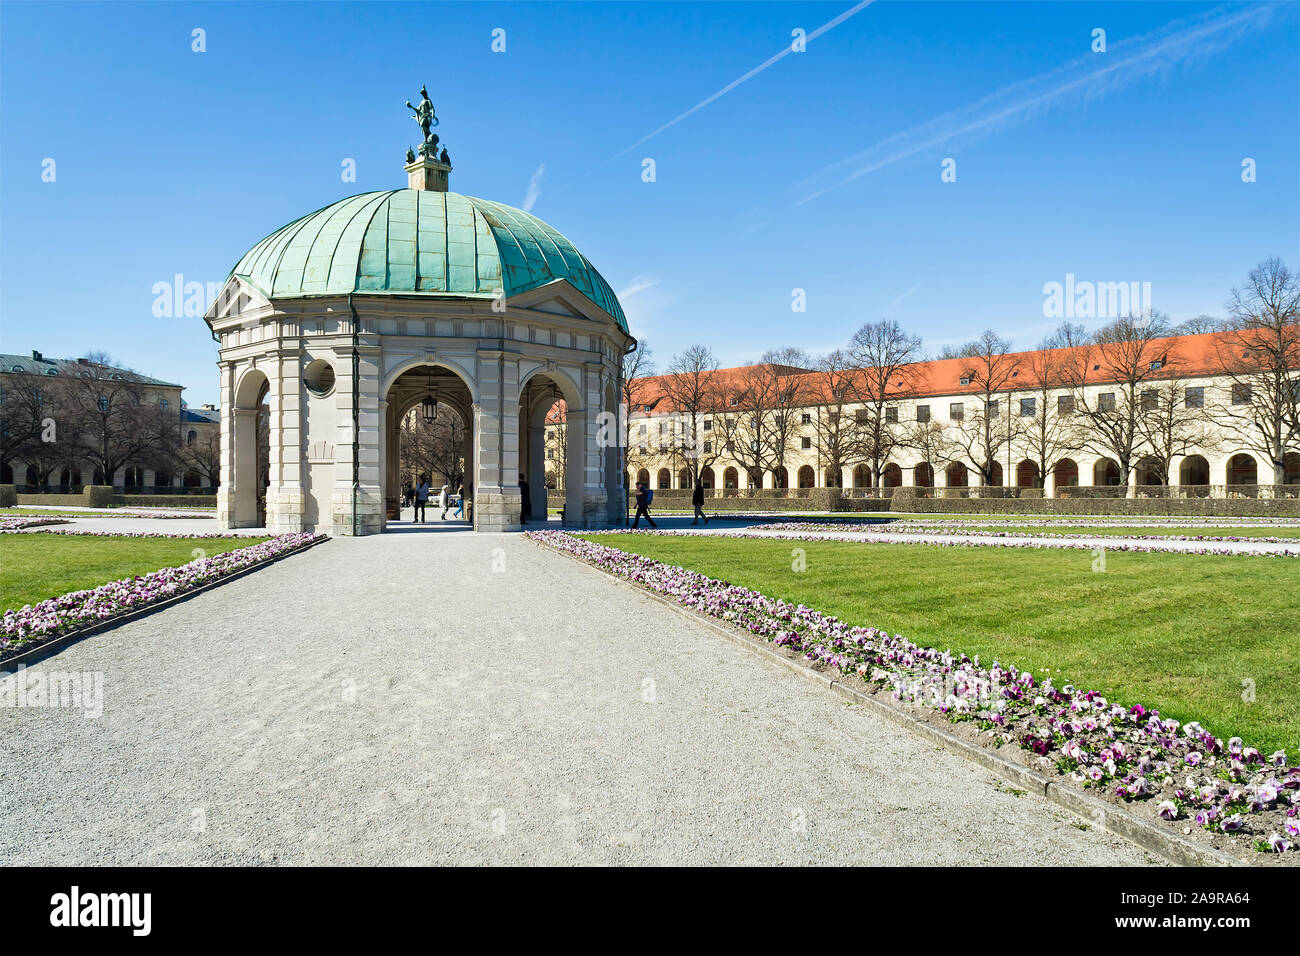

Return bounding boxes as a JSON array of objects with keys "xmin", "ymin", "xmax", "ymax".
[{"xmin": 627, "ymin": 331, "xmax": 1261, "ymax": 413}]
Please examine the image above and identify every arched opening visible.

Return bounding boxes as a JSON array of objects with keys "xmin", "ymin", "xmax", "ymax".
[
  {"xmin": 678, "ymin": 467, "xmax": 693, "ymax": 489},
  {"xmin": 824, "ymin": 467, "xmax": 842, "ymax": 488},
  {"xmin": 1054, "ymin": 458, "xmax": 1079, "ymax": 490},
  {"xmin": 517, "ymin": 369, "xmax": 586, "ymax": 527},
  {"xmin": 723, "ymin": 466, "xmax": 739, "ymax": 489},
  {"xmin": 987, "ymin": 461, "xmax": 1003, "ymax": 486},
  {"xmin": 914, "ymin": 462, "xmax": 934, "ymax": 487},
  {"xmin": 797, "ymin": 465, "xmax": 815, "ymax": 488},
  {"xmin": 58, "ymin": 467, "xmax": 82, "ymax": 489},
  {"xmin": 1093, "ymin": 458, "xmax": 1120, "ymax": 486},
  {"xmin": 657, "ymin": 468, "xmax": 671, "ymax": 490},
  {"xmin": 1016, "ymin": 459, "xmax": 1039, "ymax": 488},
  {"xmin": 1136, "ymin": 455, "xmax": 1165, "ymax": 486},
  {"xmin": 154, "ymin": 469, "xmax": 172, "ymax": 489},
  {"xmin": 636, "ymin": 468, "xmax": 650, "ymax": 487},
  {"xmin": 385, "ymin": 362, "xmax": 476, "ymax": 529},
  {"xmin": 945, "ymin": 462, "xmax": 968, "ymax": 487},
  {"xmin": 1228, "ymin": 453, "xmax": 1257, "ymax": 487},
  {"xmin": 1179, "ymin": 455, "xmax": 1209, "ymax": 494},
  {"xmin": 700, "ymin": 466, "xmax": 715, "ymax": 490},
  {"xmin": 1284, "ymin": 452, "xmax": 1300, "ymax": 484},
  {"xmin": 123, "ymin": 465, "xmax": 144, "ymax": 489},
  {"xmin": 184, "ymin": 470, "xmax": 202, "ymax": 488},
  {"xmin": 24, "ymin": 464, "xmax": 40, "ymax": 488},
  {"xmin": 0, "ymin": 463, "xmax": 12, "ymax": 484},
  {"xmin": 852, "ymin": 464, "xmax": 870, "ymax": 488},
  {"xmin": 882, "ymin": 463, "xmax": 903, "ymax": 487},
  {"xmin": 230, "ymin": 368, "xmax": 270, "ymax": 527},
  {"xmin": 773, "ymin": 465, "xmax": 789, "ymax": 489}
]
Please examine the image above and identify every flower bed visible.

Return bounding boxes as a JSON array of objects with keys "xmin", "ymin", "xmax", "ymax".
[
  {"xmin": 530, "ymin": 529, "xmax": 1298, "ymax": 858},
  {"xmin": 1, "ymin": 528, "xmax": 264, "ymax": 539},
  {"xmin": 0, "ymin": 517, "xmax": 67, "ymax": 531},
  {"xmin": 592, "ymin": 526, "xmax": 1300, "ymax": 559},
  {"xmin": 761, "ymin": 520, "xmax": 1300, "ymax": 546},
  {"xmin": 0, "ymin": 532, "xmax": 327, "ymax": 658}
]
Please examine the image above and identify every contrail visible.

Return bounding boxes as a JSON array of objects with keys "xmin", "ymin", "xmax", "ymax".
[
  {"xmin": 522, "ymin": 163, "xmax": 545, "ymax": 212},
  {"xmin": 614, "ymin": 0, "xmax": 875, "ymax": 157},
  {"xmin": 796, "ymin": 4, "xmax": 1274, "ymax": 205}
]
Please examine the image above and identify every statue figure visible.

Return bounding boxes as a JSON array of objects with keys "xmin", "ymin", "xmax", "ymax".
[
  {"xmin": 405, "ymin": 85, "xmax": 439, "ymax": 156},
  {"xmin": 439, "ymin": 146, "xmax": 450, "ymax": 165},
  {"xmin": 405, "ymin": 147, "xmax": 416, "ymax": 164}
]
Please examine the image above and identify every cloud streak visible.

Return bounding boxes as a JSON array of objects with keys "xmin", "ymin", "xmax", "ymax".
[
  {"xmin": 796, "ymin": 4, "xmax": 1274, "ymax": 205},
  {"xmin": 614, "ymin": 0, "xmax": 875, "ymax": 158},
  {"xmin": 522, "ymin": 163, "xmax": 545, "ymax": 212}
]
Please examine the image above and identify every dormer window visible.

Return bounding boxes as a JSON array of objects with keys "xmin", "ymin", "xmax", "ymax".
[
  {"xmin": 959, "ymin": 376, "xmax": 971, "ymax": 386},
  {"xmin": 1149, "ymin": 359, "xmax": 1163, "ymax": 370}
]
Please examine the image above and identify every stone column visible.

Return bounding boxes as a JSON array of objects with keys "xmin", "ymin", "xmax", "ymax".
[
  {"xmin": 266, "ymin": 354, "xmax": 305, "ymax": 533},
  {"xmin": 473, "ymin": 351, "xmax": 520, "ymax": 531}
]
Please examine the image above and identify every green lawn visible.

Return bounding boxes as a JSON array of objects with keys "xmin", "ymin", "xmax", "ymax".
[
  {"xmin": 0, "ymin": 535, "xmax": 266, "ymax": 613},
  {"xmin": 584, "ymin": 533, "xmax": 1300, "ymax": 757}
]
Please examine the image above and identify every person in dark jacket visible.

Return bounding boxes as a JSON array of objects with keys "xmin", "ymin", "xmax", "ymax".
[
  {"xmin": 632, "ymin": 482, "xmax": 657, "ymax": 529},
  {"xmin": 691, "ymin": 481, "xmax": 709, "ymax": 525},
  {"xmin": 518, "ymin": 474, "xmax": 531, "ymax": 525}
]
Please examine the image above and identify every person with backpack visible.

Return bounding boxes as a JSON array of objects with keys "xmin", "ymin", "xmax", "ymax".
[
  {"xmin": 632, "ymin": 482, "xmax": 657, "ymax": 529},
  {"xmin": 414, "ymin": 474, "xmax": 431, "ymax": 523},
  {"xmin": 691, "ymin": 480, "xmax": 709, "ymax": 525}
]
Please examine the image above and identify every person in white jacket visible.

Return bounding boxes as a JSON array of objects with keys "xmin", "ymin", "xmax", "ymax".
[{"xmin": 437, "ymin": 484, "xmax": 449, "ymax": 520}]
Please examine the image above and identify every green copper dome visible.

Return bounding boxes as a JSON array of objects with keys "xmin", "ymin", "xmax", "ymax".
[{"xmin": 229, "ymin": 190, "xmax": 627, "ymax": 332}]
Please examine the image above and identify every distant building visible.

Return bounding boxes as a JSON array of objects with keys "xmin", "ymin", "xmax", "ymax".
[{"xmin": 0, "ymin": 350, "xmax": 219, "ymax": 492}]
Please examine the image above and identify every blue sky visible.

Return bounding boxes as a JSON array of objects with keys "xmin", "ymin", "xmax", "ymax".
[{"xmin": 1, "ymin": 0, "xmax": 1297, "ymax": 406}]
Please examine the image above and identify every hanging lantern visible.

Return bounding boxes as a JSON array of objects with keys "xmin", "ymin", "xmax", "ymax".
[{"xmin": 422, "ymin": 367, "xmax": 438, "ymax": 423}]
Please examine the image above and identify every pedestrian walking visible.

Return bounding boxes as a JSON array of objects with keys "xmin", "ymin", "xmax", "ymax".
[
  {"xmin": 414, "ymin": 474, "xmax": 431, "ymax": 523},
  {"xmin": 691, "ymin": 481, "xmax": 709, "ymax": 525},
  {"xmin": 437, "ymin": 484, "xmax": 449, "ymax": 520},
  {"xmin": 632, "ymin": 482, "xmax": 657, "ymax": 529}
]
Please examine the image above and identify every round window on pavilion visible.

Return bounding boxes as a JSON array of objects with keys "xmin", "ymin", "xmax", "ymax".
[{"xmin": 303, "ymin": 359, "xmax": 336, "ymax": 397}]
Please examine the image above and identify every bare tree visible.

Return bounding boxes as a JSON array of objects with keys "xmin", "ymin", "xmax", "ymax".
[
  {"xmin": 182, "ymin": 427, "xmax": 222, "ymax": 488},
  {"xmin": 905, "ymin": 419, "xmax": 959, "ymax": 489},
  {"xmin": 717, "ymin": 350, "xmax": 811, "ymax": 489},
  {"xmin": 1136, "ymin": 378, "xmax": 1218, "ymax": 485},
  {"xmin": 658, "ymin": 345, "xmax": 723, "ymax": 488},
  {"xmin": 61, "ymin": 364, "xmax": 175, "ymax": 486},
  {"xmin": 944, "ymin": 330, "xmax": 1021, "ymax": 486},
  {"xmin": 1174, "ymin": 314, "xmax": 1227, "ymax": 336},
  {"xmin": 1014, "ymin": 341, "xmax": 1082, "ymax": 489},
  {"xmin": 620, "ymin": 340, "xmax": 656, "ymax": 494},
  {"xmin": 1062, "ymin": 312, "xmax": 1177, "ymax": 495},
  {"xmin": 400, "ymin": 405, "xmax": 467, "ymax": 489},
  {"xmin": 1, "ymin": 371, "xmax": 62, "ymax": 483},
  {"xmin": 805, "ymin": 349, "xmax": 863, "ymax": 488},
  {"xmin": 1209, "ymin": 258, "xmax": 1300, "ymax": 485},
  {"xmin": 847, "ymin": 319, "xmax": 924, "ymax": 487},
  {"xmin": 763, "ymin": 347, "xmax": 813, "ymax": 485}
]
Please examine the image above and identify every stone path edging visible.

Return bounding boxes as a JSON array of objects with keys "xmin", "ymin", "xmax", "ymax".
[
  {"xmin": 0, "ymin": 536, "xmax": 330, "ymax": 673},
  {"xmin": 530, "ymin": 535, "xmax": 1246, "ymax": 868}
]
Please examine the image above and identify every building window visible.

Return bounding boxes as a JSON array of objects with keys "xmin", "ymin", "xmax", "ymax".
[
  {"xmin": 1099, "ymin": 392, "xmax": 1116, "ymax": 413},
  {"xmin": 638, "ymin": 423, "xmax": 647, "ymax": 435},
  {"xmin": 855, "ymin": 408, "xmax": 869, "ymax": 422},
  {"xmin": 1020, "ymin": 398, "xmax": 1036, "ymax": 417},
  {"xmin": 1141, "ymin": 389, "xmax": 1158, "ymax": 412},
  {"xmin": 159, "ymin": 398, "xmax": 169, "ymax": 409},
  {"xmin": 1232, "ymin": 383, "xmax": 1252, "ymax": 405},
  {"xmin": 1057, "ymin": 395, "xmax": 1074, "ymax": 416},
  {"xmin": 801, "ymin": 437, "xmax": 812, "ymax": 449},
  {"xmin": 949, "ymin": 403, "xmax": 964, "ymax": 421},
  {"xmin": 186, "ymin": 430, "xmax": 196, "ymax": 446},
  {"xmin": 97, "ymin": 395, "xmax": 108, "ymax": 411},
  {"xmin": 703, "ymin": 441, "xmax": 712, "ymax": 454},
  {"xmin": 729, "ymin": 397, "xmax": 739, "ymax": 407},
  {"xmin": 885, "ymin": 406, "xmax": 898, "ymax": 423},
  {"xmin": 800, "ymin": 413, "xmax": 812, "ymax": 425},
  {"xmin": 959, "ymin": 376, "xmax": 971, "ymax": 386},
  {"xmin": 1185, "ymin": 387, "xmax": 1204, "ymax": 409},
  {"xmin": 1149, "ymin": 359, "xmax": 1163, "ymax": 370},
  {"xmin": 916, "ymin": 405, "xmax": 930, "ymax": 423},
  {"xmin": 986, "ymin": 399, "xmax": 999, "ymax": 418}
]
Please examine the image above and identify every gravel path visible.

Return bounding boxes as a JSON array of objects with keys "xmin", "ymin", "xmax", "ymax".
[{"xmin": 0, "ymin": 527, "xmax": 1155, "ymax": 865}]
